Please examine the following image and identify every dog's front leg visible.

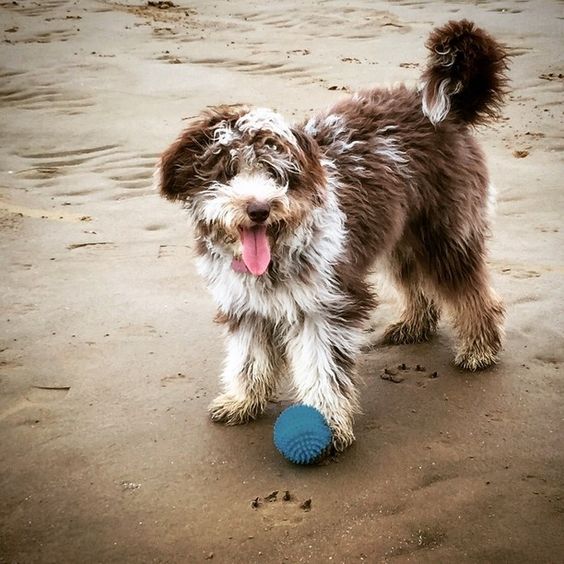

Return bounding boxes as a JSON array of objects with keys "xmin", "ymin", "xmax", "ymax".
[
  {"xmin": 209, "ymin": 316, "xmax": 281, "ymax": 425},
  {"xmin": 286, "ymin": 315, "xmax": 361, "ymax": 452}
]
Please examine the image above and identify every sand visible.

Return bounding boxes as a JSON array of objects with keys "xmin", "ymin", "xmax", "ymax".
[{"xmin": 1, "ymin": 0, "xmax": 563, "ymax": 562}]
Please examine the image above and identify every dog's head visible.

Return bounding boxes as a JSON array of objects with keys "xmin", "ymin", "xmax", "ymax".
[{"xmin": 157, "ymin": 105, "xmax": 326, "ymax": 276}]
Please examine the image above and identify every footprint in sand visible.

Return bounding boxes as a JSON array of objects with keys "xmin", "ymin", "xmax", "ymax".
[
  {"xmin": 379, "ymin": 363, "xmax": 440, "ymax": 388},
  {"xmin": 251, "ymin": 490, "xmax": 313, "ymax": 529}
]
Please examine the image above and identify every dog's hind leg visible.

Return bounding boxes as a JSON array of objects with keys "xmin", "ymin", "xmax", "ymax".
[
  {"xmin": 446, "ymin": 269, "xmax": 505, "ymax": 371},
  {"xmin": 209, "ymin": 314, "xmax": 283, "ymax": 425},
  {"xmin": 418, "ymin": 228, "xmax": 505, "ymax": 370},
  {"xmin": 382, "ymin": 247, "xmax": 440, "ymax": 345}
]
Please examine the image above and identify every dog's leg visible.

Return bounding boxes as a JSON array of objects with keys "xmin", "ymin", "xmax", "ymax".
[
  {"xmin": 420, "ymin": 231, "xmax": 505, "ymax": 370},
  {"xmin": 382, "ymin": 249, "xmax": 440, "ymax": 345},
  {"xmin": 285, "ymin": 316, "xmax": 361, "ymax": 452},
  {"xmin": 383, "ymin": 288, "xmax": 439, "ymax": 344},
  {"xmin": 209, "ymin": 316, "xmax": 282, "ymax": 425},
  {"xmin": 448, "ymin": 280, "xmax": 505, "ymax": 371}
]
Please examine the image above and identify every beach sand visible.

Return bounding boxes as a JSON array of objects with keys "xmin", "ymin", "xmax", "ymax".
[{"xmin": 1, "ymin": 1, "xmax": 563, "ymax": 562}]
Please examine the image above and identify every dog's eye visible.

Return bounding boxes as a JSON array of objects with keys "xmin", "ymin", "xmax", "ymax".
[
  {"xmin": 260, "ymin": 137, "xmax": 281, "ymax": 152},
  {"xmin": 200, "ymin": 148, "xmax": 238, "ymax": 185}
]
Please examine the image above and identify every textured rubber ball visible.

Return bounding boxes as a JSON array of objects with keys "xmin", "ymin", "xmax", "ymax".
[{"xmin": 273, "ymin": 405, "xmax": 332, "ymax": 464}]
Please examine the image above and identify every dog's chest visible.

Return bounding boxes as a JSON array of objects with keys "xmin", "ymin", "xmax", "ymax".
[{"xmin": 198, "ymin": 255, "xmax": 329, "ymax": 324}]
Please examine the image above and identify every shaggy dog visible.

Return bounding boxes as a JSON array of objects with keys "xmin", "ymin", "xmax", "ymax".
[{"xmin": 157, "ymin": 20, "xmax": 508, "ymax": 451}]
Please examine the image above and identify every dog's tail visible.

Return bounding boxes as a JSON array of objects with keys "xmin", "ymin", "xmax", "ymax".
[{"xmin": 420, "ymin": 20, "xmax": 509, "ymax": 127}]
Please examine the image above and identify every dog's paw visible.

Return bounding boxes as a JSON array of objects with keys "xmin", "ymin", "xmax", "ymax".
[
  {"xmin": 454, "ymin": 348, "xmax": 498, "ymax": 371},
  {"xmin": 329, "ymin": 423, "xmax": 356, "ymax": 453},
  {"xmin": 382, "ymin": 320, "xmax": 435, "ymax": 345},
  {"xmin": 208, "ymin": 393, "xmax": 264, "ymax": 425}
]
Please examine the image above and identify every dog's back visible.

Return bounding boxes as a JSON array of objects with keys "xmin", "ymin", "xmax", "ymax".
[{"xmin": 301, "ymin": 20, "xmax": 509, "ymax": 276}]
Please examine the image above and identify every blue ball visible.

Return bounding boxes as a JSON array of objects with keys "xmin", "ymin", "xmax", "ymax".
[{"xmin": 273, "ymin": 405, "xmax": 332, "ymax": 464}]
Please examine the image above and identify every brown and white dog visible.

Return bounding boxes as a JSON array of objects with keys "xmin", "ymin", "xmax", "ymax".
[{"xmin": 157, "ymin": 20, "xmax": 508, "ymax": 451}]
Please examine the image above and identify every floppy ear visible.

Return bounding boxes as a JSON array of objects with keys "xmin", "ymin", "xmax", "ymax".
[
  {"xmin": 157, "ymin": 105, "xmax": 248, "ymax": 202},
  {"xmin": 289, "ymin": 127, "xmax": 326, "ymax": 202}
]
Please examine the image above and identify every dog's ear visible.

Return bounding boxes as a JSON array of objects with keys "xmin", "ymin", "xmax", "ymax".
[
  {"xmin": 289, "ymin": 127, "xmax": 326, "ymax": 201},
  {"xmin": 291, "ymin": 128, "xmax": 318, "ymax": 162},
  {"xmin": 157, "ymin": 105, "xmax": 247, "ymax": 202}
]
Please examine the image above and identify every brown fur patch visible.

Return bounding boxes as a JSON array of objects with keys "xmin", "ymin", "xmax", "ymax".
[
  {"xmin": 159, "ymin": 104, "xmax": 250, "ymax": 201},
  {"xmin": 421, "ymin": 19, "xmax": 509, "ymax": 126}
]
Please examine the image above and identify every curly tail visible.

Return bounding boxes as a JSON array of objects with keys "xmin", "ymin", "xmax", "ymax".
[{"xmin": 421, "ymin": 20, "xmax": 509, "ymax": 127}]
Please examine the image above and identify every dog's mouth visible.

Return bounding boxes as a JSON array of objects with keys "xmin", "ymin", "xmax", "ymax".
[{"xmin": 232, "ymin": 225, "xmax": 271, "ymax": 276}]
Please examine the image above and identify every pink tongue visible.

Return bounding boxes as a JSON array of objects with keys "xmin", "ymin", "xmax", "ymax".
[{"xmin": 241, "ymin": 226, "xmax": 271, "ymax": 276}]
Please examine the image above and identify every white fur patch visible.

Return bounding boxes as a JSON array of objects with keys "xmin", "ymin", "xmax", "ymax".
[
  {"xmin": 304, "ymin": 117, "xmax": 318, "ymax": 136},
  {"xmin": 236, "ymin": 108, "xmax": 296, "ymax": 144},
  {"xmin": 220, "ymin": 322, "xmax": 274, "ymax": 400},
  {"xmin": 228, "ymin": 171, "xmax": 287, "ymax": 201},
  {"xmin": 376, "ymin": 125, "xmax": 398, "ymax": 134},
  {"xmin": 195, "ymin": 171, "xmax": 288, "ymax": 230},
  {"xmin": 324, "ymin": 114, "xmax": 365, "ymax": 154},
  {"xmin": 213, "ymin": 123, "xmax": 239, "ymax": 146},
  {"xmin": 221, "ymin": 326, "xmax": 254, "ymax": 399},
  {"xmin": 373, "ymin": 136, "xmax": 411, "ymax": 178},
  {"xmin": 421, "ymin": 78, "xmax": 452, "ymax": 125},
  {"xmin": 323, "ymin": 114, "xmax": 344, "ymax": 131}
]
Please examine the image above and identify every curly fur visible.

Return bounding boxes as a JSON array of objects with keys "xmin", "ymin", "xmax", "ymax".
[{"xmin": 157, "ymin": 21, "xmax": 508, "ymax": 452}]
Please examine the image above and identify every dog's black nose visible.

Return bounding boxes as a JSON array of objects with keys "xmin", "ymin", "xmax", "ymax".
[{"xmin": 247, "ymin": 201, "xmax": 271, "ymax": 223}]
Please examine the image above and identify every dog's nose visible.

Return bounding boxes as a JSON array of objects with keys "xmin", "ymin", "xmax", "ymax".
[{"xmin": 247, "ymin": 201, "xmax": 271, "ymax": 223}]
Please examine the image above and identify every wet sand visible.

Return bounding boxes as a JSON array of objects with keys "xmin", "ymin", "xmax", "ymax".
[{"xmin": 1, "ymin": 1, "xmax": 563, "ymax": 562}]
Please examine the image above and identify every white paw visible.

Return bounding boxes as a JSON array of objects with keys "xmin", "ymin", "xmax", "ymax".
[{"xmin": 208, "ymin": 393, "xmax": 265, "ymax": 425}]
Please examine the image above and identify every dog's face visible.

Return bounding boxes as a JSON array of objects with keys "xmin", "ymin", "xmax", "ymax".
[{"xmin": 158, "ymin": 105, "xmax": 326, "ymax": 276}]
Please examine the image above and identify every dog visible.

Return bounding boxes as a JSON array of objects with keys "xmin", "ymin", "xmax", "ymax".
[{"xmin": 157, "ymin": 20, "xmax": 508, "ymax": 451}]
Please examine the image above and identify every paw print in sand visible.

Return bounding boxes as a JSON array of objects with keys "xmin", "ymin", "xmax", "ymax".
[
  {"xmin": 251, "ymin": 490, "xmax": 312, "ymax": 529},
  {"xmin": 380, "ymin": 363, "xmax": 439, "ymax": 386}
]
